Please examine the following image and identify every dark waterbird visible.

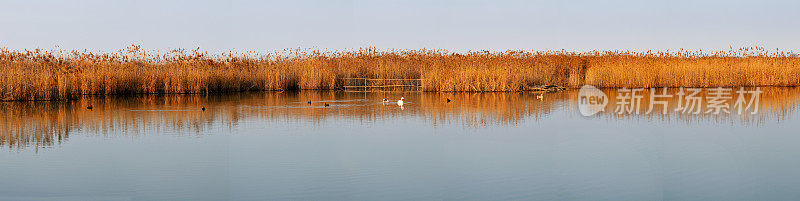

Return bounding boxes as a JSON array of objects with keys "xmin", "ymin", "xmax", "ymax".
[
  {"xmin": 307, "ymin": 101, "xmax": 312, "ymax": 104},
  {"xmin": 446, "ymin": 98, "xmax": 451, "ymax": 103},
  {"xmin": 86, "ymin": 105, "xmax": 93, "ymax": 111},
  {"xmin": 201, "ymin": 107, "xmax": 205, "ymax": 112},
  {"xmin": 324, "ymin": 103, "xmax": 330, "ymax": 107}
]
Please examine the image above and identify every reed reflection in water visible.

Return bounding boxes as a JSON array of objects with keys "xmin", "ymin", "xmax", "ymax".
[
  {"xmin": 2, "ymin": 88, "xmax": 800, "ymax": 200},
  {"xmin": 1, "ymin": 87, "xmax": 799, "ymax": 149}
]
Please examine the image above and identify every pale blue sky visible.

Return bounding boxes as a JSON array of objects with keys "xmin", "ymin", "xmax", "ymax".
[{"xmin": 1, "ymin": 0, "xmax": 798, "ymax": 53}]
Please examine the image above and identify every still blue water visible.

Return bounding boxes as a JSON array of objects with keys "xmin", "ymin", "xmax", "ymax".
[{"xmin": 1, "ymin": 90, "xmax": 799, "ymax": 200}]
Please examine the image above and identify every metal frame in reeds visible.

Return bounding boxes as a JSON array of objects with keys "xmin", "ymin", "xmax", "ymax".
[{"xmin": 340, "ymin": 78, "xmax": 424, "ymax": 92}]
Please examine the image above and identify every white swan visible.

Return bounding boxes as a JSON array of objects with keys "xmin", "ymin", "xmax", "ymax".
[
  {"xmin": 536, "ymin": 93, "xmax": 544, "ymax": 100},
  {"xmin": 397, "ymin": 97, "xmax": 404, "ymax": 106}
]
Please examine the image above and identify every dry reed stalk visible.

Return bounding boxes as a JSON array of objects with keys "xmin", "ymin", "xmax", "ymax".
[{"xmin": 1, "ymin": 47, "xmax": 798, "ymax": 100}]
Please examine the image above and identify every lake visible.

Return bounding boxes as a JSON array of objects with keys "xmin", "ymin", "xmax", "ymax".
[{"xmin": 2, "ymin": 88, "xmax": 800, "ymax": 200}]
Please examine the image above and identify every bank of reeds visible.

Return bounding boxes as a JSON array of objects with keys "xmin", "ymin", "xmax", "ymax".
[{"xmin": 1, "ymin": 46, "xmax": 798, "ymax": 100}]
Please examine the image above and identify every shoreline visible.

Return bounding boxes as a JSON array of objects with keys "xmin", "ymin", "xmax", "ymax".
[{"xmin": 2, "ymin": 86, "xmax": 797, "ymax": 102}]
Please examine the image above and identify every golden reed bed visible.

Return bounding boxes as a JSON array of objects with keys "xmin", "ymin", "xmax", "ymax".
[{"xmin": 1, "ymin": 46, "xmax": 799, "ymax": 100}]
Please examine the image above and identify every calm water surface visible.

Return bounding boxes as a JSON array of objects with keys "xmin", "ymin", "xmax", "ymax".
[{"xmin": 2, "ymin": 88, "xmax": 800, "ymax": 200}]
